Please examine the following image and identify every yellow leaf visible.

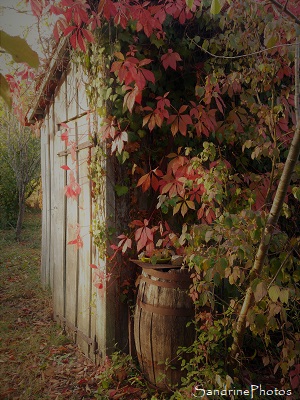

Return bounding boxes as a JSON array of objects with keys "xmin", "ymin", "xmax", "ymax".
[
  {"xmin": 181, "ymin": 202, "xmax": 188, "ymax": 217},
  {"xmin": 279, "ymin": 288, "xmax": 289, "ymax": 304},
  {"xmin": 0, "ymin": 30, "xmax": 39, "ymax": 69},
  {"xmin": 268, "ymin": 285, "xmax": 280, "ymax": 302},
  {"xmin": 0, "ymin": 73, "xmax": 12, "ymax": 108},
  {"xmin": 210, "ymin": 0, "xmax": 222, "ymax": 15}
]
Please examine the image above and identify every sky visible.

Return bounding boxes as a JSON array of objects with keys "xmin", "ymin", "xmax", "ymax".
[
  {"xmin": 0, "ymin": 0, "xmax": 39, "ymax": 50},
  {"xmin": 0, "ymin": 0, "xmax": 53, "ymax": 74}
]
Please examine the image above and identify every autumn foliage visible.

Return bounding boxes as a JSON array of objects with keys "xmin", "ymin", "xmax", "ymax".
[{"xmin": 16, "ymin": 0, "xmax": 300, "ymax": 394}]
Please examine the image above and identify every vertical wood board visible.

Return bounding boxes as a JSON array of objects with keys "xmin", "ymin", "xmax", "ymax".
[
  {"xmin": 53, "ymin": 74, "xmax": 67, "ymax": 123},
  {"xmin": 66, "ymin": 63, "xmax": 78, "ymax": 120},
  {"xmin": 52, "ymin": 131, "xmax": 67, "ymax": 322},
  {"xmin": 40, "ymin": 118, "xmax": 49, "ymax": 287},
  {"xmin": 77, "ymin": 134, "xmax": 92, "ymax": 355}
]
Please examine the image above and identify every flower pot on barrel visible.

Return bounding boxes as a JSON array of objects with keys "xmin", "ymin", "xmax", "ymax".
[{"xmin": 132, "ymin": 257, "xmax": 195, "ymax": 391}]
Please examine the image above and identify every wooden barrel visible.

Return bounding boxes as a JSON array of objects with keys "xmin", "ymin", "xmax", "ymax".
[{"xmin": 134, "ymin": 266, "xmax": 194, "ymax": 390}]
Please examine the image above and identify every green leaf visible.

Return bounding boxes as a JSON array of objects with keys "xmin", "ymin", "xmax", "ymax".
[
  {"xmin": 0, "ymin": 30, "xmax": 39, "ymax": 69},
  {"xmin": 224, "ymin": 216, "xmax": 233, "ymax": 229},
  {"xmin": 255, "ymin": 314, "xmax": 267, "ymax": 330},
  {"xmin": 268, "ymin": 285, "xmax": 280, "ymax": 302},
  {"xmin": 116, "ymin": 151, "xmax": 129, "ymax": 164},
  {"xmin": 186, "ymin": 0, "xmax": 194, "ymax": 9},
  {"xmin": 0, "ymin": 73, "xmax": 12, "ymax": 108},
  {"xmin": 279, "ymin": 288, "xmax": 289, "ymax": 304},
  {"xmin": 292, "ymin": 186, "xmax": 300, "ymax": 201},
  {"xmin": 210, "ymin": 0, "xmax": 222, "ymax": 15},
  {"xmin": 114, "ymin": 185, "xmax": 129, "ymax": 196},
  {"xmin": 202, "ymin": 39, "xmax": 210, "ymax": 51},
  {"xmin": 264, "ymin": 34, "xmax": 278, "ymax": 49}
]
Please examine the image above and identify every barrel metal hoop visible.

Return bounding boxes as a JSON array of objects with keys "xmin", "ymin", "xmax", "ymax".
[
  {"xmin": 145, "ymin": 268, "xmax": 191, "ymax": 282},
  {"xmin": 140, "ymin": 275, "xmax": 190, "ymax": 289},
  {"xmin": 137, "ymin": 298, "xmax": 194, "ymax": 317}
]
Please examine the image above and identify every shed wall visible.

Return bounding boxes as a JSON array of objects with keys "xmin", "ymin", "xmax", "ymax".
[{"xmin": 40, "ymin": 62, "xmax": 130, "ymax": 362}]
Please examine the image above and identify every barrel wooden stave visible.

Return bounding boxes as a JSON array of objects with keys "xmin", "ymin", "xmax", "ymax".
[{"xmin": 134, "ymin": 268, "xmax": 194, "ymax": 390}]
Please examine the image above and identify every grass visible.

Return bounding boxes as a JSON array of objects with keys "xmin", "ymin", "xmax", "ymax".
[{"xmin": 0, "ymin": 209, "xmax": 98, "ymax": 399}]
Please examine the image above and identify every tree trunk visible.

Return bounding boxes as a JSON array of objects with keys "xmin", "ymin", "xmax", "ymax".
[
  {"xmin": 15, "ymin": 186, "xmax": 26, "ymax": 242},
  {"xmin": 230, "ymin": 31, "xmax": 300, "ymax": 361}
]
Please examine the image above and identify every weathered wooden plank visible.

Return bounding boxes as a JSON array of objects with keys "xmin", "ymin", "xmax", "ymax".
[
  {"xmin": 89, "ymin": 132, "xmax": 107, "ymax": 363},
  {"xmin": 66, "ymin": 63, "xmax": 78, "ymax": 120},
  {"xmin": 77, "ymin": 145, "xmax": 92, "ymax": 356},
  {"xmin": 44, "ymin": 111, "xmax": 53, "ymax": 288},
  {"xmin": 57, "ymin": 113, "xmax": 91, "ymax": 157},
  {"xmin": 49, "ymin": 104, "xmax": 56, "ymax": 290},
  {"xmin": 64, "ymin": 118, "xmax": 79, "ymax": 341},
  {"xmin": 40, "ymin": 115, "xmax": 49, "ymax": 287},
  {"xmin": 53, "ymin": 72, "xmax": 67, "ymax": 123},
  {"xmin": 77, "ymin": 68, "xmax": 89, "ymax": 115},
  {"xmin": 52, "ymin": 129, "xmax": 67, "ymax": 323},
  {"xmin": 57, "ymin": 140, "xmax": 91, "ymax": 157},
  {"xmin": 76, "ymin": 114, "xmax": 92, "ymax": 355}
]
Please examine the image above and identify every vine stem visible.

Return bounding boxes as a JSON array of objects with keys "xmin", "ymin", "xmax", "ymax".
[{"xmin": 230, "ymin": 29, "xmax": 300, "ymax": 361}]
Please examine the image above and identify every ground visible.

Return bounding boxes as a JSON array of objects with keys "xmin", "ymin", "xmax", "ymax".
[
  {"xmin": 0, "ymin": 210, "xmax": 173, "ymax": 400},
  {"xmin": 0, "ymin": 210, "xmax": 100, "ymax": 400}
]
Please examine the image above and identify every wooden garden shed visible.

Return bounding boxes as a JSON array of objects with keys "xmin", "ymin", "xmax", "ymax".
[{"xmin": 27, "ymin": 39, "xmax": 131, "ymax": 363}]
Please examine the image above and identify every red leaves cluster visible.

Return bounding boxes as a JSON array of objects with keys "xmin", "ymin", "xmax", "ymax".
[
  {"xmin": 136, "ymin": 167, "xmax": 163, "ymax": 192},
  {"xmin": 111, "ymin": 52, "xmax": 155, "ymax": 91},
  {"xmin": 161, "ymin": 49, "xmax": 182, "ymax": 71},
  {"xmin": 26, "ymin": 0, "xmax": 45, "ymax": 18},
  {"xmin": 132, "ymin": 219, "xmax": 156, "ymax": 253},
  {"xmin": 68, "ymin": 224, "xmax": 83, "ymax": 249},
  {"xmin": 168, "ymin": 105, "xmax": 193, "ymax": 136},
  {"xmin": 51, "ymin": 0, "xmax": 95, "ymax": 52},
  {"xmin": 99, "ymin": 117, "xmax": 128, "ymax": 154},
  {"xmin": 90, "ymin": 264, "xmax": 112, "ymax": 290},
  {"xmin": 143, "ymin": 92, "xmax": 170, "ymax": 131},
  {"xmin": 111, "ymin": 50, "xmax": 155, "ymax": 113},
  {"xmin": 110, "ymin": 234, "xmax": 132, "ymax": 257},
  {"xmin": 64, "ymin": 171, "xmax": 81, "ymax": 200}
]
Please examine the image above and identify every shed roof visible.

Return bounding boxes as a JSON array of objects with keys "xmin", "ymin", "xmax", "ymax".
[{"xmin": 27, "ymin": 37, "xmax": 69, "ymax": 125}]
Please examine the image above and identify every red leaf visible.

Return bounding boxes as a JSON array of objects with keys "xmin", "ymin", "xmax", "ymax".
[
  {"xmin": 68, "ymin": 235, "xmax": 83, "ymax": 249},
  {"xmin": 82, "ymin": 28, "xmax": 94, "ymax": 43},
  {"xmin": 64, "ymin": 26, "xmax": 76, "ymax": 36},
  {"xmin": 29, "ymin": 0, "xmax": 43, "ymax": 17},
  {"xmin": 137, "ymin": 173, "xmax": 151, "ymax": 192},
  {"xmin": 161, "ymin": 49, "xmax": 182, "ymax": 70},
  {"xmin": 131, "ymin": 219, "xmax": 145, "ymax": 227},
  {"xmin": 139, "ymin": 58, "xmax": 153, "ymax": 67},
  {"xmin": 64, "ymin": 171, "xmax": 81, "ymax": 199},
  {"xmin": 111, "ymin": 130, "xmax": 128, "ymax": 154},
  {"xmin": 69, "ymin": 32, "xmax": 78, "ymax": 50},
  {"xmin": 94, "ymin": 282, "xmax": 103, "ymax": 289},
  {"xmin": 117, "ymin": 235, "xmax": 132, "ymax": 253},
  {"xmin": 167, "ymin": 105, "xmax": 192, "ymax": 136},
  {"xmin": 77, "ymin": 32, "xmax": 87, "ymax": 52},
  {"xmin": 61, "ymin": 130, "xmax": 69, "ymax": 143},
  {"xmin": 123, "ymin": 85, "xmax": 142, "ymax": 113}
]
